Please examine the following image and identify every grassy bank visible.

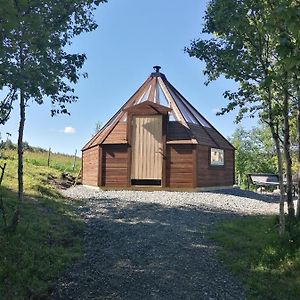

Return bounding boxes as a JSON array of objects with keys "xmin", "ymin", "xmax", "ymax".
[
  {"xmin": 212, "ymin": 216, "xmax": 300, "ymax": 299},
  {"xmin": 0, "ymin": 149, "xmax": 83, "ymax": 299}
]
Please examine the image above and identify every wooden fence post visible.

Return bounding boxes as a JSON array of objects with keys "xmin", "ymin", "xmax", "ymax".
[
  {"xmin": 72, "ymin": 149, "xmax": 77, "ymax": 171},
  {"xmin": 0, "ymin": 163, "xmax": 6, "ymax": 185},
  {"xmin": 0, "ymin": 163, "xmax": 7, "ymax": 227},
  {"xmin": 47, "ymin": 147, "xmax": 51, "ymax": 167}
]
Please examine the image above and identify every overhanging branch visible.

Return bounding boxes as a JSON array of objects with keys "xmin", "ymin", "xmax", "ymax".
[{"xmin": 0, "ymin": 89, "xmax": 17, "ymax": 125}]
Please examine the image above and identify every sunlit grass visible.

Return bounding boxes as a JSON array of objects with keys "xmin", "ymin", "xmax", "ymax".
[
  {"xmin": 0, "ymin": 148, "xmax": 83, "ymax": 299},
  {"xmin": 211, "ymin": 216, "xmax": 300, "ymax": 299},
  {"xmin": 1, "ymin": 149, "xmax": 80, "ymax": 193}
]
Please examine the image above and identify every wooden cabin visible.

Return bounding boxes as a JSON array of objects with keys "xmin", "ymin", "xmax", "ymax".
[{"xmin": 82, "ymin": 66, "xmax": 235, "ymax": 190}]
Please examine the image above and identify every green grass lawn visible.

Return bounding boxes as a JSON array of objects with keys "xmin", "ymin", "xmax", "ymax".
[
  {"xmin": 0, "ymin": 148, "xmax": 83, "ymax": 299},
  {"xmin": 212, "ymin": 216, "xmax": 300, "ymax": 300}
]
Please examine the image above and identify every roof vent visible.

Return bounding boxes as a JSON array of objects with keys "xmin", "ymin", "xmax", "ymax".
[{"xmin": 153, "ymin": 65, "xmax": 161, "ymax": 73}]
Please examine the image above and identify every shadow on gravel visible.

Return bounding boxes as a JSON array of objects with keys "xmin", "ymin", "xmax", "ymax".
[
  {"xmin": 207, "ymin": 188, "xmax": 280, "ymax": 204},
  {"xmin": 53, "ymin": 196, "xmax": 245, "ymax": 300}
]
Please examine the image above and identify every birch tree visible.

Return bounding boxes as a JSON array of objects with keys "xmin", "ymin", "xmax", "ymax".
[
  {"xmin": 186, "ymin": 0, "xmax": 300, "ymax": 233},
  {"xmin": 0, "ymin": 0, "xmax": 107, "ymax": 230}
]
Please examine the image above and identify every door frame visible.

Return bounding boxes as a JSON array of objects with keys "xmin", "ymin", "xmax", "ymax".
[
  {"xmin": 130, "ymin": 115, "xmax": 163, "ymax": 183},
  {"xmin": 126, "ymin": 108, "xmax": 168, "ymax": 187}
]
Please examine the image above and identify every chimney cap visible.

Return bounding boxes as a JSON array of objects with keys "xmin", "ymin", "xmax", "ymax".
[{"xmin": 153, "ymin": 65, "xmax": 161, "ymax": 73}]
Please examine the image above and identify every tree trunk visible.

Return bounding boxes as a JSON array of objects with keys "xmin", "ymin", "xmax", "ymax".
[
  {"xmin": 297, "ymin": 81, "xmax": 300, "ymax": 218},
  {"xmin": 18, "ymin": 90, "xmax": 25, "ymax": 202},
  {"xmin": 10, "ymin": 90, "xmax": 26, "ymax": 231},
  {"xmin": 283, "ymin": 86, "xmax": 295, "ymax": 217},
  {"xmin": 267, "ymin": 89, "xmax": 285, "ymax": 236},
  {"xmin": 270, "ymin": 124, "xmax": 286, "ymax": 236}
]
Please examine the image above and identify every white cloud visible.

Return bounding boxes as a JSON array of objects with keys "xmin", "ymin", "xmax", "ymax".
[{"xmin": 63, "ymin": 126, "xmax": 76, "ymax": 134}]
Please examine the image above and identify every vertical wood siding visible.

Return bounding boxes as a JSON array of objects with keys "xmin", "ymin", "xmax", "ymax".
[
  {"xmin": 82, "ymin": 146, "xmax": 99, "ymax": 186},
  {"xmin": 166, "ymin": 145, "xmax": 194, "ymax": 188},
  {"xmin": 102, "ymin": 145, "xmax": 128, "ymax": 186},
  {"xmin": 197, "ymin": 145, "xmax": 234, "ymax": 187},
  {"xmin": 131, "ymin": 116, "xmax": 163, "ymax": 180}
]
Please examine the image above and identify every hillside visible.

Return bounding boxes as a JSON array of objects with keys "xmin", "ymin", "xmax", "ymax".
[{"xmin": 0, "ymin": 148, "xmax": 83, "ymax": 299}]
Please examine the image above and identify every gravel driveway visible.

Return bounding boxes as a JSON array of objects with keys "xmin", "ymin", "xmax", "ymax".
[{"xmin": 52, "ymin": 187, "xmax": 279, "ymax": 300}]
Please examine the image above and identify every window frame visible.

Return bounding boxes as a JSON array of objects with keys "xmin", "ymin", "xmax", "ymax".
[{"xmin": 210, "ymin": 147, "xmax": 225, "ymax": 167}]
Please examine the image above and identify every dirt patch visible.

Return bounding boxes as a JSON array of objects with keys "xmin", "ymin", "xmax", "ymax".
[{"xmin": 47, "ymin": 173, "xmax": 80, "ymax": 190}]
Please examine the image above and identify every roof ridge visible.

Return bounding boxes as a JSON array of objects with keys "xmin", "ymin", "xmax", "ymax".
[
  {"xmin": 82, "ymin": 67, "xmax": 234, "ymax": 151},
  {"xmin": 165, "ymin": 80, "xmax": 234, "ymax": 149},
  {"xmin": 82, "ymin": 76, "xmax": 152, "ymax": 150}
]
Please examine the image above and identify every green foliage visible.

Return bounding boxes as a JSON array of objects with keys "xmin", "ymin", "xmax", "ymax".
[
  {"xmin": 212, "ymin": 216, "xmax": 300, "ymax": 299},
  {"xmin": 0, "ymin": 139, "xmax": 46, "ymax": 151},
  {"xmin": 0, "ymin": 148, "xmax": 83, "ymax": 299},
  {"xmin": 187, "ymin": 0, "xmax": 269, "ymax": 121},
  {"xmin": 187, "ymin": 0, "xmax": 299, "ymax": 216},
  {"xmin": 0, "ymin": 0, "xmax": 107, "ymax": 119},
  {"xmin": 231, "ymin": 125, "xmax": 277, "ymax": 186},
  {"xmin": 268, "ymin": 0, "xmax": 300, "ymax": 74},
  {"xmin": 186, "ymin": 0, "xmax": 300, "ymax": 122},
  {"xmin": 1, "ymin": 138, "xmax": 16, "ymax": 150}
]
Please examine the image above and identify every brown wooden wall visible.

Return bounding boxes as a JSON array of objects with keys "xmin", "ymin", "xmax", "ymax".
[
  {"xmin": 166, "ymin": 144, "xmax": 195, "ymax": 188},
  {"xmin": 103, "ymin": 122, "xmax": 127, "ymax": 144},
  {"xmin": 82, "ymin": 146, "xmax": 99, "ymax": 186},
  {"xmin": 197, "ymin": 145, "xmax": 234, "ymax": 187},
  {"xmin": 102, "ymin": 145, "xmax": 128, "ymax": 186},
  {"xmin": 82, "ymin": 143, "xmax": 234, "ymax": 189}
]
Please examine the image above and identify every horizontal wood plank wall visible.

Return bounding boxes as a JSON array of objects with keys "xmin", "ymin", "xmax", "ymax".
[
  {"xmin": 102, "ymin": 145, "xmax": 128, "ymax": 186},
  {"xmin": 82, "ymin": 146, "xmax": 99, "ymax": 186},
  {"xmin": 166, "ymin": 145, "xmax": 194, "ymax": 188},
  {"xmin": 103, "ymin": 122, "xmax": 127, "ymax": 144},
  {"xmin": 197, "ymin": 145, "xmax": 234, "ymax": 187}
]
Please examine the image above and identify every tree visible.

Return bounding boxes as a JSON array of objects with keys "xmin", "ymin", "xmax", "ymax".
[
  {"xmin": 95, "ymin": 121, "xmax": 102, "ymax": 135},
  {"xmin": 186, "ymin": 0, "xmax": 299, "ymax": 233},
  {"xmin": 266, "ymin": 0, "xmax": 300, "ymax": 217},
  {"xmin": 0, "ymin": 0, "xmax": 107, "ymax": 230},
  {"xmin": 231, "ymin": 125, "xmax": 277, "ymax": 187}
]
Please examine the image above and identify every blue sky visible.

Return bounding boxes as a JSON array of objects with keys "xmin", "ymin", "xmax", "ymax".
[{"xmin": 1, "ymin": 0, "xmax": 256, "ymax": 155}]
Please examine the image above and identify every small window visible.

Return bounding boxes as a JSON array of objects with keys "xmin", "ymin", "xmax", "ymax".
[{"xmin": 210, "ymin": 148, "xmax": 224, "ymax": 166}]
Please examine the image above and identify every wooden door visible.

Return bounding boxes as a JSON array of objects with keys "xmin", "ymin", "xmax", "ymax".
[{"xmin": 131, "ymin": 115, "xmax": 163, "ymax": 181}]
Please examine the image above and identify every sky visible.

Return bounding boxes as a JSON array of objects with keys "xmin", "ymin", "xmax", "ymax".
[{"xmin": 1, "ymin": 0, "xmax": 256, "ymax": 155}]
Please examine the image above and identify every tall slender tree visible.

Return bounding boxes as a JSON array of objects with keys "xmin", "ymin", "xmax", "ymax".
[
  {"xmin": 0, "ymin": 0, "xmax": 107, "ymax": 229},
  {"xmin": 186, "ymin": 0, "xmax": 300, "ymax": 232},
  {"xmin": 266, "ymin": 0, "xmax": 300, "ymax": 217}
]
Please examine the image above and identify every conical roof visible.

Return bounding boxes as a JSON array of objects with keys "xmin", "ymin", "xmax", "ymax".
[{"xmin": 83, "ymin": 66, "xmax": 233, "ymax": 150}]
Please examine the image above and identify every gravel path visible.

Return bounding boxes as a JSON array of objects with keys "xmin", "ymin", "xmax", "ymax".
[{"xmin": 52, "ymin": 186, "xmax": 280, "ymax": 300}]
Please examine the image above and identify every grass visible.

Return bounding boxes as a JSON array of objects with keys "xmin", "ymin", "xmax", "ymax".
[
  {"xmin": 0, "ymin": 148, "xmax": 83, "ymax": 299},
  {"xmin": 211, "ymin": 216, "xmax": 300, "ymax": 300}
]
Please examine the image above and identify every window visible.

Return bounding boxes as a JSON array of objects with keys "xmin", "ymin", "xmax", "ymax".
[{"xmin": 210, "ymin": 148, "xmax": 224, "ymax": 166}]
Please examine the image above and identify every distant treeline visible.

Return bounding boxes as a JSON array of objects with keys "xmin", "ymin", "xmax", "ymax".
[
  {"xmin": 1, "ymin": 139, "xmax": 47, "ymax": 152},
  {"xmin": 0, "ymin": 139, "xmax": 77, "ymax": 157}
]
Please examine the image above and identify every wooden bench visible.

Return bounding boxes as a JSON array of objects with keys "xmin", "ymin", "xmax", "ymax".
[
  {"xmin": 247, "ymin": 173, "xmax": 279, "ymax": 191},
  {"xmin": 247, "ymin": 173, "xmax": 297, "ymax": 195}
]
